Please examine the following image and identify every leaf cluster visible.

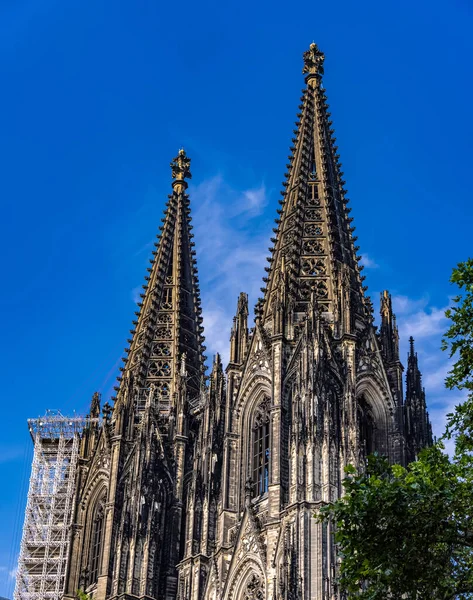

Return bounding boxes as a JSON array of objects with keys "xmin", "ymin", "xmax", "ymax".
[
  {"xmin": 442, "ymin": 259, "xmax": 473, "ymax": 456},
  {"xmin": 319, "ymin": 449, "xmax": 473, "ymax": 599}
]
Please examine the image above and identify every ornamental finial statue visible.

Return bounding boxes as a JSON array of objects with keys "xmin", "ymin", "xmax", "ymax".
[
  {"xmin": 302, "ymin": 42, "xmax": 325, "ymax": 77},
  {"xmin": 170, "ymin": 148, "xmax": 192, "ymax": 186}
]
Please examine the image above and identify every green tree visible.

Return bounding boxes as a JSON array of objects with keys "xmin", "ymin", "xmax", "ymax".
[
  {"xmin": 442, "ymin": 258, "xmax": 473, "ymax": 456},
  {"xmin": 319, "ymin": 259, "xmax": 473, "ymax": 600}
]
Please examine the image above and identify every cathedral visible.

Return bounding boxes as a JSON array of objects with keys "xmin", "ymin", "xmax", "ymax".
[{"xmin": 60, "ymin": 44, "xmax": 432, "ymax": 600}]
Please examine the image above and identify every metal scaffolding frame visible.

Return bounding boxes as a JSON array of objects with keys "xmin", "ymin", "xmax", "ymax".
[{"xmin": 14, "ymin": 410, "xmax": 95, "ymax": 600}]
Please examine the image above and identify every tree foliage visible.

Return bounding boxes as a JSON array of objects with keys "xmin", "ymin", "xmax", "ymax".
[
  {"xmin": 442, "ymin": 258, "xmax": 473, "ymax": 456},
  {"xmin": 319, "ymin": 259, "xmax": 473, "ymax": 600}
]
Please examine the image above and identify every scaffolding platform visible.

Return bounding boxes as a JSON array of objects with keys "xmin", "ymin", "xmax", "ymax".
[{"xmin": 14, "ymin": 410, "xmax": 98, "ymax": 600}]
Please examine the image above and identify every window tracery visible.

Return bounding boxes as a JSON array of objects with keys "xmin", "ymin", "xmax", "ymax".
[
  {"xmin": 302, "ymin": 239, "xmax": 324, "ymax": 254},
  {"xmin": 301, "ymin": 257, "xmax": 327, "ymax": 277},
  {"xmin": 162, "ymin": 288, "xmax": 173, "ymax": 309},
  {"xmin": 89, "ymin": 500, "xmax": 105, "ymax": 585},
  {"xmin": 148, "ymin": 360, "xmax": 172, "ymax": 377},
  {"xmin": 151, "ymin": 342, "xmax": 172, "ymax": 357},
  {"xmin": 305, "ymin": 208, "xmax": 322, "ymax": 221},
  {"xmin": 305, "ymin": 223, "xmax": 323, "ymax": 236},
  {"xmin": 251, "ymin": 398, "xmax": 271, "ymax": 497},
  {"xmin": 316, "ymin": 280, "xmax": 328, "ymax": 297},
  {"xmin": 156, "ymin": 326, "xmax": 172, "ymax": 339},
  {"xmin": 243, "ymin": 573, "xmax": 264, "ymax": 600},
  {"xmin": 357, "ymin": 395, "xmax": 376, "ymax": 458}
]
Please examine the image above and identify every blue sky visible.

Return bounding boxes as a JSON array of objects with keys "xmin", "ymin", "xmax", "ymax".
[{"xmin": 1, "ymin": 0, "xmax": 472, "ymax": 596}]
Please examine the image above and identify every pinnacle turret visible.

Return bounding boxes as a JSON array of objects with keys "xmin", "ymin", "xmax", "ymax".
[
  {"xmin": 379, "ymin": 290, "xmax": 400, "ymax": 363},
  {"xmin": 405, "ymin": 336, "xmax": 433, "ymax": 459},
  {"xmin": 406, "ymin": 336, "xmax": 422, "ymax": 397},
  {"xmin": 230, "ymin": 293, "xmax": 249, "ymax": 364},
  {"xmin": 261, "ymin": 43, "xmax": 367, "ymax": 332},
  {"xmin": 113, "ymin": 149, "xmax": 206, "ymax": 427}
]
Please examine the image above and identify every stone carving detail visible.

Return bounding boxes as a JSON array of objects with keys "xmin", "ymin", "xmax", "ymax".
[
  {"xmin": 237, "ymin": 525, "xmax": 260, "ymax": 560},
  {"xmin": 151, "ymin": 342, "xmax": 172, "ymax": 357},
  {"xmin": 284, "ymin": 229, "xmax": 297, "ymax": 246},
  {"xmin": 316, "ymin": 280, "xmax": 329, "ymax": 297},
  {"xmin": 305, "ymin": 208, "xmax": 323, "ymax": 221},
  {"xmin": 301, "ymin": 258, "xmax": 326, "ymax": 277},
  {"xmin": 249, "ymin": 349, "xmax": 270, "ymax": 373},
  {"xmin": 305, "ymin": 223, "xmax": 323, "ymax": 236},
  {"xmin": 302, "ymin": 239, "xmax": 324, "ymax": 254},
  {"xmin": 243, "ymin": 573, "xmax": 264, "ymax": 600},
  {"xmin": 170, "ymin": 148, "xmax": 192, "ymax": 181},
  {"xmin": 156, "ymin": 326, "xmax": 172, "ymax": 339},
  {"xmin": 307, "ymin": 195, "xmax": 321, "ymax": 206},
  {"xmin": 302, "ymin": 42, "xmax": 325, "ymax": 76},
  {"xmin": 148, "ymin": 361, "xmax": 172, "ymax": 377}
]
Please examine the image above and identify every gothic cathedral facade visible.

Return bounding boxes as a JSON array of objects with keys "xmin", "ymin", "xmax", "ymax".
[{"xmin": 61, "ymin": 44, "xmax": 432, "ymax": 600}]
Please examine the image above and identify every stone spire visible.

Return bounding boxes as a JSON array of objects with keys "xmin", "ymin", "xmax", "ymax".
[
  {"xmin": 229, "ymin": 292, "xmax": 249, "ymax": 365},
  {"xmin": 406, "ymin": 336, "xmax": 422, "ymax": 399},
  {"xmin": 261, "ymin": 43, "xmax": 367, "ymax": 332},
  {"xmin": 113, "ymin": 149, "xmax": 206, "ymax": 424},
  {"xmin": 379, "ymin": 290, "xmax": 400, "ymax": 363},
  {"xmin": 405, "ymin": 336, "xmax": 432, "ymax": 460}
]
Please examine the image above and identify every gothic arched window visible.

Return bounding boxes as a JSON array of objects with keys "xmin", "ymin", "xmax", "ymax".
[
  {"xmin": 252, "ymin": 398, "xmax": 271, "ymax": 497},
  {"xmin": 89, "ymin": 501, "xmax": 105, "ymax": 585},
  {"xmin": 357, "ymin": 396, "xmax": 376, "ymax": 458}
]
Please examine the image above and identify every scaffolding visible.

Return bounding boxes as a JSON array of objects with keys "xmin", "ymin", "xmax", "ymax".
[{"xmin": 14, "ymin": 411, "xmax": 93, "ymax": 600}]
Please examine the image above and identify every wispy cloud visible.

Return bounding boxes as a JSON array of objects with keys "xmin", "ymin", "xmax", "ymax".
[
  {"xmin": 396, "ymin": 301, "xmax": 449, "ymax": 341},
  {"xmin": 389, "ymin": 293, "xmax": 455, "ymax": 441},
  {"xmin": 234, "ymin": 184, "xmax": 268, "ymax": 217},
  {"xmin": 190, "ymin": 176, "xmax": 271, "ymax": 366},
  {"xmin": 360, "ymin": 253, "xmax": 379, "ymax": 269},
  {"xmin": 131, "ymin": 286, "xmax": 142, "ymax": 304},
  {"xmin": 201, "ymin": 306, "xmax": 233, "ymax": 363},
  {"xmin": 423, "ymin": 360, "xmax": 451, "ymax": 393},
  {"xmin": 392, "ymin": 294, "xmax": 430, "ymax": 315},
  {"xmin": 0, "ymin": 563, "xmax": 18, "ymax": 598}
]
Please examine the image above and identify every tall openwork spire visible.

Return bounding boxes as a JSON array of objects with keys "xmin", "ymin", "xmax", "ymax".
[
  {"xmin": 406, "ymin": 336, "xmax": 422, "ymax": 402},
  {"xmin": 114, "ymin": 149, "xmax": 206, "ymax": 420},
  {"xmin": 405, "ymin": 336, "xmax": 432, "ymax": 460},
  {"xmin": 261, "ymin": 43, "xmax": 367, "ymax": 331}
]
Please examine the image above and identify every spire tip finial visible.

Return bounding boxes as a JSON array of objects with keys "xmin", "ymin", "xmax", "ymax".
[
  {"xmin": 171, "ymin": 148, "xmax": 192, "ymax": 187},
  {"xmin": 302, "ymin": 42, "xmax": 325, "ymax": 77}
]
